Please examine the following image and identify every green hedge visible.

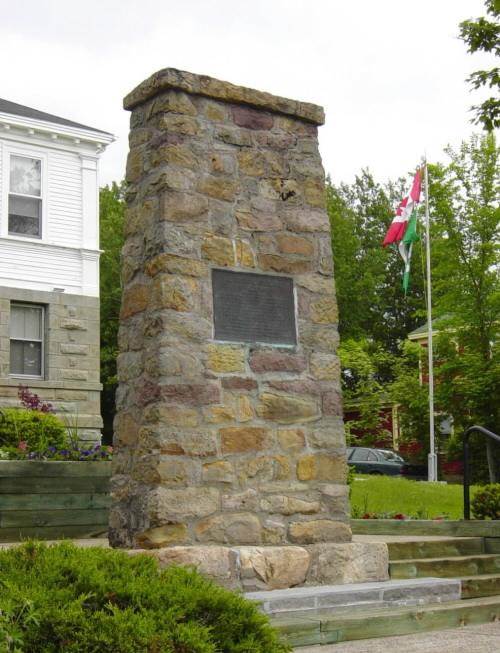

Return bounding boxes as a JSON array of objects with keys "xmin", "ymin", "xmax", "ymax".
[
  {"xmin": 0, "ymin": 408, "xmax": 68, "ymax": 451},
  {"xmin": 0, "ymin": 541, "xmax": 290, "ymax": 653}
]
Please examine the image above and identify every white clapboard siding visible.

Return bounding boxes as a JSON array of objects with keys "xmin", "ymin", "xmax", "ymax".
[
  {"xmin": 0, "ymin": 239, "xmax": 83, "ymax": 294},
  {"xmin": 0, "ymin": 111, "xmax": 111, "ymax": 297},
  {"xmin": 47, "ymin": 149, "xmax": 82, "ymax": 247},
  {"xmin": 0, "ymin": 143, "xmax": 3, "ymax": 216}
]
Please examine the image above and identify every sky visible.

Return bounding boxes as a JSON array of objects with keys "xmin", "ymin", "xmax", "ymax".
[{"xmin": 0, "ymin": 0, "xmax": 495, "ymax": 187}]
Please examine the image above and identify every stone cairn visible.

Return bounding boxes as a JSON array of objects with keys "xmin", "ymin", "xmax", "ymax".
[{"xmin": 110, "ymin": 68, "xmax": 387, "ymax": 590}]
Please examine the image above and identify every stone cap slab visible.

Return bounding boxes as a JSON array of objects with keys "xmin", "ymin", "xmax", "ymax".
[{"xmin": 123, "ymin": 67, "xmax": 325, "ymax": 125}]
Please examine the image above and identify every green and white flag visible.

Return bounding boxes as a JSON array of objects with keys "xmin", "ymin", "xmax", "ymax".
[
  {"xmin": 400, "ymin": 210, "xmax": 420, "ymax": 293},
  {"xmin": 383, "ymin": 168, "xmax": 423, "ymax": 293}
]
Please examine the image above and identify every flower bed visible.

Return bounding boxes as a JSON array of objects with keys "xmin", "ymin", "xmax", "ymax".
[
  {"xmin": 0, "ymin": 460, "xmax": 111, "ymax": 542},
  {"xmin": 0, "ymin": 385, "xmax": 112, "ymax": 462},
  {"xmin": 0, "ymin": 386, "xmax": 112, "ymax": 542}
]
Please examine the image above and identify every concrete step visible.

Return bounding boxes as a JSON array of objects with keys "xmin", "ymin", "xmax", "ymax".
[
  {"xmin": 390, "ymin": 553, "xmax": 500, "ymax": 579},
  {"xmin": 387, "ymin": 537, "xmax": 484, "ymax": 561},
  {"xmin": 461, "ymin": 574, "xmax": 500, "ymax": 599},
  {"xmin": 272, "ymin": 595, "xmax": 500, "ymax": 648},
  {"xmin": 245, "ymin": 578, "xmax": 461, "ymax": 616}
]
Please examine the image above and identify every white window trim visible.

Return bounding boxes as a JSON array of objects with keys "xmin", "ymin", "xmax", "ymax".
[
  {"xmin": 1, "ymin": 143, "xmax": 48, "ymax": 242},
  {"xmin": 9, "ymin": 302, "xmax": 45, "ymax": 380}
]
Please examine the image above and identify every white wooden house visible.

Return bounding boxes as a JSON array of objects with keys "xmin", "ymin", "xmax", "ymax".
[{"xmin": 0, "ymin": 99, "xmax": 114, "ymax": 442}]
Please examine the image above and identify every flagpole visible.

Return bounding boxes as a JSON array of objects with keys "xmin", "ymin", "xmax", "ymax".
[{"xmin": 424, "ymin": 160, "xmax": 437, "ymax": 482}]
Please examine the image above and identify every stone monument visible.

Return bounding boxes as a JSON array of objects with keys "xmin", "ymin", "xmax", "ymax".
[{"xmin": 110, "ymin": 68, "xmax": 387, "ymax": 590}]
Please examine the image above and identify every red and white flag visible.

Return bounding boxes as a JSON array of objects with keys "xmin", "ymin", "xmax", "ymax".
[
  {"xmin": 383, "ymin": 170, "xmax": 422, "ymax": 246},
  {"xmin": 383, "ymin": 168, "xmax": 423, "ymax": 293}
]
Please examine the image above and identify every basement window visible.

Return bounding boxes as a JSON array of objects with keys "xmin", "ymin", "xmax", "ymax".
[{"xmin": 9, "ymin": 303, "xmax": 45, "ymax": 378}]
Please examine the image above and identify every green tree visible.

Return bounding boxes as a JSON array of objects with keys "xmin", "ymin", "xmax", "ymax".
[
  {"xmin": 429, "ymin": 133, "xmax": 500, "ymax": 481},
  {"xmin": 328, "ymin": 170, "xmax": 429, "ymax": 450},
  {"xmin": 459, "ymin": 0, "xmax": 500, "ymax": 131},
  {"xmin": 339, "ymin": 338, "xmax": 395, "ymax": 446},
  {"xmin": 390, "ymin": 341, "xmax": 430, "ymax": 463},
  {"xmin": 329, "ymin": 139, "xmax": 499, "ymax": 481},
  {"xmin": 99, "ymin": 182, "xmax": 125, "ymax": 442}
]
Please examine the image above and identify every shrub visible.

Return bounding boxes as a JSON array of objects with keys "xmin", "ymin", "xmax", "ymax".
[
  {"xmin": 472, "ymin": 483, "xmax": 500, "ymax": 520},
  {"xmin": 0, "ymin": 409, "xmax": 68, "ymax": 452},
  {"xmin": 0, "ymin": 542, "xmax": 290, "ymax": 653}
]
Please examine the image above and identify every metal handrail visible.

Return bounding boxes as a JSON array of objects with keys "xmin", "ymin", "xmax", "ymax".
[{"xmin": 463, "ymin": 425, "xmax": 500, "ymax": 519}]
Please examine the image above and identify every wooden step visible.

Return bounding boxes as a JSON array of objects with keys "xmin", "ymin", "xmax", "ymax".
[
  {"xmin": 0, "ymin": 524, "xmax": 108, "ymax": 542},
  {"xmin": 272, "ymin": 595, "xmax": 500, "ymax": 647},
  {"xmin": 387, "ymin": 537, "xmax": 484, "ymax": 561},
  {"xmin": 390, "ymin": 554, "xmax": 500, "ymax": 579},
  {"xmin": 461, "ymin": 574, "xmax": 500, "ymax": 599},
  {"xmin": 485, "ymin": 538, "xmax": 500, "ymax": 554},
  {"xmin": 351, "ymin": 519, "xmax": 500, "ymax": 537}
]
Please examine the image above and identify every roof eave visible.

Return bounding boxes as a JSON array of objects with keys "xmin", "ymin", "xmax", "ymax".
[
  {"xmin": 408, "ymin": 329, "xmax": 439, "ymax": 341},
  {"xmin": 0, "ymin": 111, "xmax": 115, "ymax": 147}
]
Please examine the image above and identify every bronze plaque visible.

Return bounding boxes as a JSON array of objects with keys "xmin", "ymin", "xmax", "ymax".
[{"xmin": 212, "ymin": 269, "xmax": 296, "ymax": 345}]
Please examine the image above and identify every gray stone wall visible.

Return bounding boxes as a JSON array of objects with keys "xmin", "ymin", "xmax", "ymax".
[
  {"xmin": 110, "ymin": 69, "xmax": 349, "ymax": 550},
  {"xmin": 0, "ymin": 287, "xmax": 102, "ymax": 442}
]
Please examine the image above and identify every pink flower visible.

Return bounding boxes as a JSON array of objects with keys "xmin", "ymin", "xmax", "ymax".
[
  {"xmin": 18, "ymin": 441, "xmax": 28, "ymax": 451},
  {"xmin": 17, "ymin": 384, "xmax": 54, "ymax": 413}
]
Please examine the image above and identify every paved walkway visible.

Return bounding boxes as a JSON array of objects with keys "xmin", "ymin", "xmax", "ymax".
[{"xmin": 296, "ymin": 622, "xmax": 500, "ymax": 652}]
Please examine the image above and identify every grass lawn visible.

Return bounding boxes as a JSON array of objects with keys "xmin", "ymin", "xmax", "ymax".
[{"xmin": 350, "ymin": 474, "xmax": 479, "ymax": 520}]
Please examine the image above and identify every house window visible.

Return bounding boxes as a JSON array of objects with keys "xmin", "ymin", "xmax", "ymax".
[
  {"xmin": 8, "ymin": 155, "xmax": 42, "ymax": 238},
  {"xmin": 9, "ymin": 303, "xmax": 44, "ymax": 378}
]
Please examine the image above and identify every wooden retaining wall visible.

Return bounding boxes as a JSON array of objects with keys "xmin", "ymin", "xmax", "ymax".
[
  {"xmin": 0, "ymin": 461, "xmax": 111, "ymax": 542},
  {"xmin": 351, "ymin": 518, "xmax": 500, "ymax": 537}
]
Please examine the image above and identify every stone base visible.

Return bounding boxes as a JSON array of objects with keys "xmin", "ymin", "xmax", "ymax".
[{"xmin": 127, "ymin": 542, "xmax": 389, "ymax": 591}]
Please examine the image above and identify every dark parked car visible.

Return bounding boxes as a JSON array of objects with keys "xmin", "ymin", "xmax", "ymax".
[{"xmin": 347, "ymin": 447, "xmax": 427, "ymax": 480}]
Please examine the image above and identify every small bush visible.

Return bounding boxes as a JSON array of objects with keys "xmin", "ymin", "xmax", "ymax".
[
  {"xmin": 472, "ymin": 483, "xmax": 500, "ymax": 520},
  {"xmin": 0, "ymin": 542, "xmax": 290, "ymax": 653},
  {"xmin": 0, "ymin": 408, "xmax": 68, "ymax": 451}
]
